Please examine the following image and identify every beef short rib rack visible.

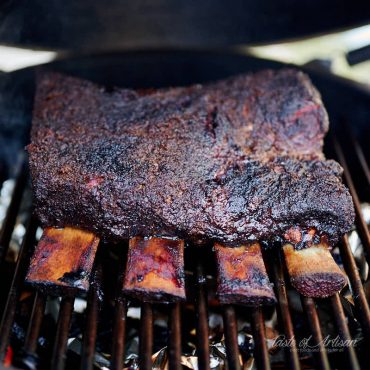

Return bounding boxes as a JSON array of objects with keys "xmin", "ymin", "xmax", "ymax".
[
  {"xmin": 26, "ymin": 69, "xmax": 354, "ymax": 299},
  {"xmin": 0, "ymin": 60, "xmax": 369, "ymax": 369},
  {"xmin": 28, "ymin": 69, "xmax": 354, "ymax": 246}
]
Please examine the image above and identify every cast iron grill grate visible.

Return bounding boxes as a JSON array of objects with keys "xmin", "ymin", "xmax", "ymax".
[{"xmin": 0, "ymin": 132, "xmax": 369, "ymax": 370}]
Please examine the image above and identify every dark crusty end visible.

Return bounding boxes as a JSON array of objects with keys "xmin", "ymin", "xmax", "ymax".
[
  {"xmin": 290, "ymin": 272, "xmax": 347, "ymax": 298},
  {"xmin": 283, "ymin": 243, "xmax": 347, "ymax": 298}
]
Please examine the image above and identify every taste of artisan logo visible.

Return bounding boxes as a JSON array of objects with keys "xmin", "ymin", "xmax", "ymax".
[{"xmin": 273, "ymin": 335, "xmax": 360, "ymax": 353}]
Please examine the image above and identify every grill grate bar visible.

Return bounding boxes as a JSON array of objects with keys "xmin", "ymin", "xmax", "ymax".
[
  {"xmin": 80, "ymin": 267, "xmax": 101, "ymax": 370},
  {"xmin": 301, "ymin": 297, "xmax": 331, "ymax": 370},
  {"xmin": 0, "ymin": 216, "xmax": 37, "ymax": 360},
  {"xmin": 222, "ymin": 305, "xmax": 241, "ymax": 370},
  {"xmin": 23, "ymin": 292, "xmax": 46, "ymax": 354},
  {"xmin": 168, "ymin": 303, "xmax": 182, "ymax": 370},
  {"xmin": 110, "ymin": 298, "xmax": 127, "ymax": 370},
  {"xmin": 195, "ymin": 262, "xmax": 211, "ymax": 370},
  {"xmin": 330, "ymin": 294, "xmax": 361, "ymax": 370},
  {"xmin": 334, "ymin": 139, "xmax": 370, "ymax": 264},
  {"xmin": 51, "ymin": 296, "xmax": 75, "ymax": 370},
  {"xmin": 340, "ymin": 235, "xmax": 370, "ymax": 336},
  {"xmin": 250, "ymin": 307, "xmax": 271, "ymax": 370},
  {"xmin": 111, "ymin": 247, "xmax": 128, "ymax": 370},
  {"xmin": 269, "ymin": 251, "xmax": 301, "ymax": 370},
  {"xmin": 0, "ymin": 159, "xmax": 28, "ymax": 265},
  {"xmin": 139, "ymin": 302, "xmax": 153, "ymax": 370}
]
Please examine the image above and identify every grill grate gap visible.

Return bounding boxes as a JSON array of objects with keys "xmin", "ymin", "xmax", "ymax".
[{"xmin": 195, "ymin": 261, "xmax": 211, "ymax": 370}]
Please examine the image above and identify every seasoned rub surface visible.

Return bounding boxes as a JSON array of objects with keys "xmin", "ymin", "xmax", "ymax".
[{"xmin": 28, "ymin": 69, "xmax": 354, "ymax": 246}]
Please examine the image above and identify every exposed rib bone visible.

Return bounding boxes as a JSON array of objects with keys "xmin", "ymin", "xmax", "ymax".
[
  {"xmin": 283, "ymin": 243, "xmax": 347, "ymax": 298},
  {"xmin": 122, "ymin": 237, "xmax": 186, "ymax": 303},
  {"xmin": 214, "ymin": 242, "xmax": 276, "ymax": 306},
  {"xmin": 26, "ymin": 227, "xmax": 99, "ymax": 294}
]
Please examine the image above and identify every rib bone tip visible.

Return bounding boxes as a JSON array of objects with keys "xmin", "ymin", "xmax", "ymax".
[
  {"xmin": 122, "ymin": 237, "xmax": 186, "ymax": 303},
  {"xmin": 214, "ymin": 242, "xmax": 276, "ymax": 306},
  {"xmin": 26, "ymin": 227, "xmax": 99, "ymax": 294},
  {"xmin": 283, "ymin": 242, "xmax": 347, "ymax": 298}
]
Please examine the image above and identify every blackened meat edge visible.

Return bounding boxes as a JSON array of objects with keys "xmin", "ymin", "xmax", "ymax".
[{"xmin": 28, "ymin": 69, "xmax": 354, "ymax": 247}]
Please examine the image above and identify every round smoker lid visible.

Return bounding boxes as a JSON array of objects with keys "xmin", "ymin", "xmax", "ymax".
[{"xmin": 0, "ymin": 0, "xmax": 369, "ymax": 50}]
